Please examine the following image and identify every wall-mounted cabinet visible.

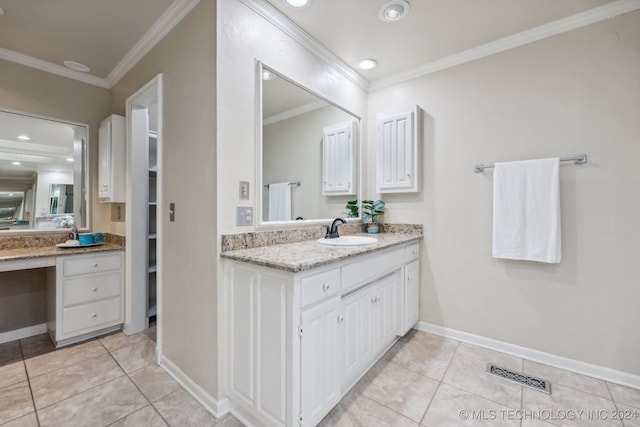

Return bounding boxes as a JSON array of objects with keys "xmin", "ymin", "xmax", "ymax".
[
  {"xmin": 98, "ymin": 114, "xmax": 125, "ymax": 203},
  {"xmin": 322, "ymin": 121, "xmax": 355, "ymax": 196},
  {"xmin": 376, "ymin": 107, "xmax": 420, "ymax": 193}
]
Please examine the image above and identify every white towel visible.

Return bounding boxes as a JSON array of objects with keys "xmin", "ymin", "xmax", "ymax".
[
  {"xmin": 268, "ymin": 182, "xmax": 292, "ymax": 221},
  {"xmin": 492, "ymin": 158, "xmax": 561, "ymax": 263}
]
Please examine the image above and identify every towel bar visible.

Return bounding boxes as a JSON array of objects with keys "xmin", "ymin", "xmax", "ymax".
[{"xmin": 474, "ymin": 154, "xmax": 587, "ymax": 173}]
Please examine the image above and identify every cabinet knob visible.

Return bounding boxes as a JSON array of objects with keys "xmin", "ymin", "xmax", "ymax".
[
  {"xmin": 92, "ymin": 287, "xmax": 98, "ymax": 292},
  {"xmin": 408, "ymin": 276, "xmax": 413, "ymax": 281},
  {"xmin": 322, "ymin": 283, "xmax": 330, "ymax": 291},
  {"xmin": 92, "ymin": 263, "xmax": 98, "ymax": 267},
  {"xmin": 376, "ymin": 296, "xmax": 381, "ymax": 303},
  {"xmin": 337, "ymin": 315, "xmax": 344, "ymax": 323},
  {"xmin": 91, "ymin": 313, "xmax": 97, "ymax": 318}
]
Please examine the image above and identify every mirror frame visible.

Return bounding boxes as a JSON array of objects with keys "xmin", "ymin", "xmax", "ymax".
[
  {"xmin": 255, "ymin": 60, "xmax": 362, "ymax": 227},
  {"xmin": 0, "ymin": 107, "xmax": 91, "ymax": 236}
]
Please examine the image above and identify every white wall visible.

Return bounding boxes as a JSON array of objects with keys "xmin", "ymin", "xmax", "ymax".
[{"xmin": 367, "ymin": 11, "xmax": 640, "ymax": 376}]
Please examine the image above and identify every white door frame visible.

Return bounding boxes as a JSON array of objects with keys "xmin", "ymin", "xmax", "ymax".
[{"xmin": 124, "ymin": 74, "xmax": 163, "ymax": 362}]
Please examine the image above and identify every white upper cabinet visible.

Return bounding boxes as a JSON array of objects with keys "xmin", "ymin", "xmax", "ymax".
[
  {"xmin": 322, "ymin": 121, "xmax": 355, "ymax": 195},
  {"xmin": 376, "ymin": 107, "xmax": 420, "ymax": 193},
  {"xmin": 98, "ymin": 114, "xmax": 125, "ymax": 203}
]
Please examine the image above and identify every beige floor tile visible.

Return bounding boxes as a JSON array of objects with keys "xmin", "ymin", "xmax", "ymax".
[
  {"xmin": 24, "ymin": 340, "xmax": 106, "ymax": 378},
  {"xmin": 20, "ymin": 334, "xmax": 54, "ymax": 358},
  {"xmin": 0, "ymin": 412, "xmax": 38, "ymax": 427},
  {"xmin": 100, "ymin": 330, "xmax": 151, "ymax": 353},
  {"xmin": 153, "ymin": 389, "xmax": 217, "ymax": 427},
  {"xmin": 521, "ymin": 419, "xmax": 561, "ymax": 427},
  {"xmin": 129, "ymin": 363, "xmax": 181, "ymax": 402},
  {"xmin": 0, "ymin": 381, "xmax": 34, "ymax": 425},
  {"xmin": 30, "ymin": 353, "xmax": 124, "ymax": 409},
  {"xmin": 615, "ymin": 402, "xmax": 640, "ymax": 427},
  {"xmin": 356, "ymin": 360, "xmax": 439, "ymax": 422},
  {"xmin": 442, "ymin": 343, "xmax": 522, "ymax": 409},
  {"xmin": 523, "ymin": 383, "xmax": 622, "ymax": 427},
  {"xmin": 318, "ymin": 391, "xmax": 418, "ymax": 427},
  {"xmin": 37, "ymin": 376, "xmax": 147, "ymax": 427},
  {"xmin": 0, "ymin": 340, "xmax": 22, "ymax": 365},
  {"xmin": 0, "ymin": 359, "xmax": 26, "ymax": 389},
  {"xmin": 109, "ymin": 405, "xmax": 168, "ymax": 427},
  {"xmin": 524, "ymin": 360, "xmax": 610, "ymax": 399},
  {"xmin": 215, "ymin": 415, "xmax": 246, "ymax": 426},
  {"xmin": 608, "ymin": 383, "xmax": 640, "ymax": 409},
  {"xmin": 110, "ymin": 338, "xmax": 156, "ymax": 373},
  {"xmin": 422, "ymin": 383, "xmax": 519, "ymax": 427},
  {"xmin": 385, "ymin": 330, "xmax": 458, "ymax": 381},
  {"xmin": 144, "ymin": 326, "xmax": 157, "ymax": 343}
]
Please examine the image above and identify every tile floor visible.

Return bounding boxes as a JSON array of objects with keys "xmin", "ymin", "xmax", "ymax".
[{"xmin": 1, "ymin": 328, "xmax": 639, "ymax": 427}]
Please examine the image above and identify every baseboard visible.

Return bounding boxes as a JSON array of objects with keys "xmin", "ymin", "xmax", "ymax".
[
  {"xmin": 415, "ymin": 321, "xmax": 640, "ymax": 390},
  {"xmin": 160, "ymin": 354, "xmax": 230, "ymax": 418},
  {"xmin": 0, "ymin": 323, "xmax": 47, "ymax": 344}
]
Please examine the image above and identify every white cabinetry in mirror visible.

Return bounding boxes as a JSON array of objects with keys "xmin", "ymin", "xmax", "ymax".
[
  {"xmin": 225, "ymin": 242, "xmax": 420, "ymax": 427},
  {"xmin": 98, "ymin": 114, "xmax": 125, "ymax": 203},
  {"xmin": 322, "ymin": 121, "xmax": 355, "ymax": 196},
  {"xmin": 376, "ymin": 107, "xmax": 420, "ymax": 193}
]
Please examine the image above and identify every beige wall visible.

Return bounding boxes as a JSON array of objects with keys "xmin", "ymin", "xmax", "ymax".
[
  {"xmin": 367, "ymin": 11, "xmax": 640, "ymax": 375},
  {"xmin": 109, "ymin": 0, "xmax": 218, "ymax": 397}
]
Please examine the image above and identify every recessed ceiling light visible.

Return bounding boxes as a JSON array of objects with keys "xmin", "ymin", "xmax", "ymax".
[
  {"xmin": 283, "ymin": 0, "xmax": 311, "ymax": 8},
  {"xmin": 17, "ymin": 135, "xmax": 31, "ymax": 141},
  {"xmin": 12, "ymin": 161, "xmax": 21, "ymax": 166},
  {"xmin": 358, "ymin": 59, "xmax": 378, "ymax": 70},
  {"xmin": 63, "ymin": 60, "xmax": 91, "ymax": 73},
  {"xmin": 262, "ymin": 70, "xmax": 275, "ymax": 81},
  {"xmin": 379, "ymin": 0, "xmax": 410, "ymax": 22}
]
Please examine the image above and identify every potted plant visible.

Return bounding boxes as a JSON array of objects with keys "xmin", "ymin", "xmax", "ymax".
[
  {"xmin": 362, "ymin": 199, "xmax": 385, "ymax": 234},
  {"xmin": 344, "ymin": 199, "xmax": 359, "ymax": 218}
]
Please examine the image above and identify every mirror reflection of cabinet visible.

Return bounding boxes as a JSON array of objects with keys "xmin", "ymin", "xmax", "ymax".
[
  {"xmin": 49, "ymin": 184, "xmax": 74, "ymax": 214},
  {"xmin": 322, "ymin": 122, "xmax": 355, "ymax": 196},
  {"xmin": 99, "ymin": 114, "xmax": 125, "ymax": 203},
  {"xmin": 376, "ymin": 107, "xmax": 420, "ymax": 193}
]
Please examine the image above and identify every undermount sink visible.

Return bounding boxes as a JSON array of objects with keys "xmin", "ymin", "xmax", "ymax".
[{"xmin": 317, "ymin": 236, "xmax": 378, "ymax": 246}]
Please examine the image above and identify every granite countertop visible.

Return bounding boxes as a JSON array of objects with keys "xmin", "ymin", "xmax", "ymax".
[
  {"xmin": 221, "ymin": 232, "xmax": 422, "ymax": 273},
  {"xmin": 0, "ymin": 242, "xmax": 125, "ymax": 263}
]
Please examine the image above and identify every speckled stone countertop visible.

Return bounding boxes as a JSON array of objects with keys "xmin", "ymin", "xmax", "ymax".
[
  {"xmin": 221, "ymin": 230, "xmax": 422, "ymax": 273},
  {"xmin": 0, "ymin": 233, "xmax": 125, "ymax": 263}
]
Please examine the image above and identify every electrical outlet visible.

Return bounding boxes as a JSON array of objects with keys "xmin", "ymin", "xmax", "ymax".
[
  {"xmin": 236, "ymin": 206, "xmax": 253, "ymax": 226},
  {"xmin": 239, "ymin": 181, "xmax": 250, "ymax": 200}
]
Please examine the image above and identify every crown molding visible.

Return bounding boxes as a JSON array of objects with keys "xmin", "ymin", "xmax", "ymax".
[
  {"xmin": 239, "ymin": 0, "xmax": 369, "ymax": 91},
  {"xmin": 369, "ymin": 0, "xmax": 640, "ymax": 91},
  {"xmin": 0, "ymin": 48, "xmax": 110, "ymax": 89},
  {"xmin": 106, "ymin": 0, "xmax": 201, "ymax": 87},
  {"xmin": 263, "ymin": 99, "xmax": 327, "ymax": 125}
]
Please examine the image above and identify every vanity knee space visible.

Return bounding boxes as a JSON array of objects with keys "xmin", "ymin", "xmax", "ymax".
[{"xmin": 224, "ymin": 239, "xmax": 420, "ymax": 427}]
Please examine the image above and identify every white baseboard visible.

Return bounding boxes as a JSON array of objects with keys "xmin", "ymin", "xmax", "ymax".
[
  {"xmin": 0, "ymin": 323, "xmax": 47, "ymax": 344},
  {"xmin": 415, "ymin": 321, "xmax": 640, "ymax": 390},
  {"xmin": 160, "ymin": 354, "xmax": 230, "ymax": 418}
]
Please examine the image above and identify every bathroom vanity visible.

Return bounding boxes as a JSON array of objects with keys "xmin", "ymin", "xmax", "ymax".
[{"xmin": 222, "ymin": 230, "xmax": 421, "ymax": 427}]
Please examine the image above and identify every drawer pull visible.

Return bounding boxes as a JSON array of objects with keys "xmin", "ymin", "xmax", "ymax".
[
  {"xmin": 91, "ymin": 313, "xmax": 97, "ymax": 318},
  {"xmin": 322, "ymin": 283, "xmax": 330, "ymax": 292},
  {"xmin": 92, "ymin": 287, "xmax": 98, "ymax": 292},
  {"xmin": 92, "ymin": 263, "xmax": 99, "ymax": 268}
]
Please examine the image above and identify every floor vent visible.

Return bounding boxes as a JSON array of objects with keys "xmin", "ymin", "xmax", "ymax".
[{"xmin": 486, "ymin": 363, "xmax": 552, "ymax": 394}]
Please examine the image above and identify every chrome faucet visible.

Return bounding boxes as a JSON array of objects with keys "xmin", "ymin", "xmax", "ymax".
[
  {"xmin": 325, "ymin": 218, "xmax": 346, "ymax": 239},
  {"xmin": 69, "ymin": 224, "xmax": 78, "ymax": 241}
]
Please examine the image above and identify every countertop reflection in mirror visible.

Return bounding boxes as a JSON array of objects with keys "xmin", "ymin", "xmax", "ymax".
[
  {"xmin": 258, "ymin": 62, "xmax": 362, "ymax": 225},
  {"xmin": 0, "ymin": 109, "xmax": 89, "ymax": 233}
]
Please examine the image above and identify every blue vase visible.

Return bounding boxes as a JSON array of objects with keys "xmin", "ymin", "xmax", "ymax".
[{"xmin": 367, "ymin": 224, "xmax": 379, "ymax": 234}]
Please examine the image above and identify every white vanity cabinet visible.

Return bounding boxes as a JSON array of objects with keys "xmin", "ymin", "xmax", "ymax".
[
  {"xmin": 98, "ymin": 114, "xmax": 125, "ymax": 203},
  {"xmin": 225, "ymin": 241, "xmax": 420, "ymax": 427},
  {"xmin": 47, "ymin": 251, "xmax": 124, "ymax": 346}
]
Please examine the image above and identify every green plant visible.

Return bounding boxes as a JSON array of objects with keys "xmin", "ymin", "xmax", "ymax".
[
  {"xmin": 362, "ymin": 199, "xmax": 385, "ymax": 223},
  {"xmin": 344, "ymin": 199, "xmax": 359, "ymax": 218}
]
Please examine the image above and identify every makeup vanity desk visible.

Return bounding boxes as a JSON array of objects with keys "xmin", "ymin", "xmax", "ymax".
[{"xmin": 0, "ymin": 238, "xmax": 125, "ymax": 347}]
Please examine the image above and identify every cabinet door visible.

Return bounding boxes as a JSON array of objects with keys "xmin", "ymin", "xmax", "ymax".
[
  {"xmin": 338, "ymin": 287, "xmax": 373, "ymax": 388},
  {"xmin": 376, "ymin": 108, "xmax": 419, "ymax": 193},
  {"xmin": 371, "ymin": 271, "xmax": 402, "ymax": 354},
  {"xmin": 402, "ymin": 260, "xmax": 420, "ymax": 335},
  {"xmin": 98, "ymin": 120, "xmax": 112, "ymax": 199},
  {"xmin": 322, "ymin": 121, "xmax": 355, "ymax": 195},
  {"xmin": 300, "ymin": 297, "xmax": 340, "ymax": 427}
]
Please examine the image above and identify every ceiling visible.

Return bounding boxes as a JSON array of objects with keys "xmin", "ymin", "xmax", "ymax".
[{"xmin": 0, "ymin": 0, "xmax": 636, "ymax": 89}]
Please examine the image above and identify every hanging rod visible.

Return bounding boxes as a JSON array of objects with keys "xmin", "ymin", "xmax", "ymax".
[
  {"xmin": 264, "ymin": 181, "xmax": 301, "ymax": 189},
  {"xmin": 474, "ymin": 154, "xmax": 587, "ymax": 173}
]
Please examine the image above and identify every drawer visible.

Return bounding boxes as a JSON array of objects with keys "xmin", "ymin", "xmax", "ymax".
[
  {"xmin": 63, "ymin": 271, "xmax": 121, "ymax": 307},
  {"xmin": 405, "ymin": 243, "xmax": 419, "ymax": 261},
  {"xmin": 62, "ymin": 297, "xmax": 121, "ymax": 335},
  {"xmin": 300, "ymin": 269, "xmax": 340, "ymax": 308},
  {"xmin": 342, "ymin": 247, "xmax": 405, "ymax": 294},
  {"xmin": 63, "ymin": 253, "xmax": 122, "ymax": 277}
]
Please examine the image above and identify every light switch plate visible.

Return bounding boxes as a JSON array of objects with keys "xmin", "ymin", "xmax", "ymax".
[
  {"xmin": 169, "ymin": 202, "xmax": 175, "ymax": 222},
  {"xmin": 239, "ymin": 181, "xmax": 250, "ymax": 200},
  {"xmin": 236, "ymin": 206, "xmax": 253, "ymax": 226}
]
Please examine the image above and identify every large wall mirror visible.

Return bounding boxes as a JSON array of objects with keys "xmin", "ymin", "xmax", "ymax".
[
  {"xmin": 258, "ymin": 62, "xmax": 361, "ymax": 225},
  {"xmin": 0, "ymin": 109, "xmax": 88, "ymax": 232}
]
